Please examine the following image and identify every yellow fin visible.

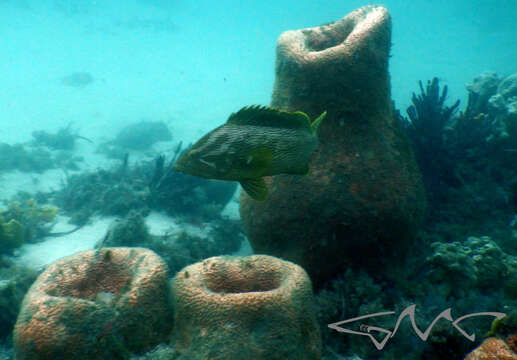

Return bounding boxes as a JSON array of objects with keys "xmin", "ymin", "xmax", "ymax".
[
  {"xmin": 227, "ymin": 105, "xmax": 311, "ymax": 131},
  {"xmin": 240, "ymin": 178, "xmax": 268, "ymax": 201},
  {"xmin": 245, "ymin": 147, "xmax": 273, "ymax": 171},
  {"xmin": 311, "ymin": 110, "xmax": 327, "ymax": 133}
]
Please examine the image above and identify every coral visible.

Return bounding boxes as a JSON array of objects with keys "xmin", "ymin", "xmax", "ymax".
[
  {"xmin": 400, "ymin": 72, "xmax": 517, "ymax": 248},
  {"xmin": 406, "ymin": 78, "xmax": 461, "ymax": 152},
  {"xmin": 426, "ymin": 241, "xmax": 477, "ymax": 297},
  {"xmin": 465, "ymin": 236, "xmax": 507, "ymax": 288},
  {"xmin": 171, "ymin": 255, "xmax": 321, "ymax": 360},
  {"xmin": 498, "ymin": 74, "xmax": 517, "ymax": 105},
  {"xmin": 426, "ymin": 236, "xmax": 509, "ymax": 297},
  {"xmin": 507, "ymin": 335, "xmax": 517, "ymax": 353},
  {"xmin": 0, "ymin": 216, "xmax": 24, "ymax": 254},
  {"xmin": 0, "ymin": 141, "xmax": 83, "ymax": 174},
  {"xmin": 486, "ymin": 73, "xmax": 517, "ymax": 143},
  {"xmin": 99, "ymin": 211, "xmax": 151, "ymax": 248},
  {"xmin": 404, "ymin": 77, "xmax": 461, "ymax": 196},
  {"xmin": 54, "ymin": 155, "xmax": 236, "ymax": 225},
  {"xmin": 492, "ymin": 311, "xmax": 517, "ymax": 339},
  {"xmin": 240, "ymin": 5, "xmax": 425, "ymax": 286},
  {"xmin": 504, "ymin": 257, "xmax": 517, "ymax": 298},
  {"xmin": 111, "ymin": 120, "xmax": 172, "ymax": 150},
  {"xmin": 464, "ymin": 337, "xmax": 517, "ymax": 360},
  {"xmin": 1, "ymin": 195, "xmax": 57, "ymax": 243},
  {"xmin": 99, "ymin": 211, "xmax": 244, "ymax": 278},
  {"xmin": 32, "ymin": 124, "xmax": 92, "ymax": 150},
  {"xmin": 13, "ymin": 248, "xmax": 172, "ymax": 360},
  {"xmin": 465, "ymin": 72, "xmax": 502, "ymax": 116},
  {"xmin": 0, "ymin": 143, "xmax": 55, "ymax": 173},
  {"xmin": 0, "ymin": 265, "xmax": 38, "ymax": 342}
]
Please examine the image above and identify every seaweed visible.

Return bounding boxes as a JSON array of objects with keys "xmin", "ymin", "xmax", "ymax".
[
  {"xmin": 32, "ymin": 124, "xmax": 93, "ymax": 150},
  {"xmin": 0, "ymin": 216, "xmax": 24, "ymax": 254},
  {"xmin": 0, "ymin": 143, "xmax": 55, "ymax": 173},
  {"xmin": 406, "ymin": 78, "xmax": 461, "ymax": 153},
  {"xmin": 0, "ymin": 265, "xmax": 39, "ymax": 342},
  {"xmin": 1, "ymin": 194, "xmax": 57, "ymax": 244},
  {"xmin": 0, "ymin": 141, "xmax": 83, "ymax": 174},
  {"xmin": 53, "ymin": 151, "xmax": 236, "ymax": 225},
  {"xmin": 98, "ymin": 212, "xmax": 244, "ymax": 277},
  {"xmin": 402, "ymin": 78, "xmax": 461, "ymax": 208}
]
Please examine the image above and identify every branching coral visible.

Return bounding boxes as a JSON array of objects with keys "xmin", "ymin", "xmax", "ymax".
[
  {"xmin": 404, "ymin": 78, "xmax": 461, "ymax": 195},
  {"xmin": 406, "ymin": 78, "xmax": 461, "ymax": 153}
]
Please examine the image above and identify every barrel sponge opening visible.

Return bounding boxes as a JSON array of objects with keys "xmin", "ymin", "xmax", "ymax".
[
  {"xmin": 172, "ymin": 255, "xmax": 321, "ymax": 360},
  {"xmin": 13, "ymin": 248, "xmax": 172, "ymax": 360}
]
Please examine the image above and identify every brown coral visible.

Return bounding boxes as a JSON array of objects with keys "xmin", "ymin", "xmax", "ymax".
[
  {"xmin": 171, "ymin": 255, "xmax": 321, "ymax": 360},
  {"xmin": 239, "ymin": 5, "xmax": 425, "ymax": 286},
  {"xmin": 507, "ymin": 335, "xmax": 517, "ymax": 353},
  {"xmin": 13, "ymin": 247, "xmax": 172, "ymax": 360},
  {"xmin": 464, "ymin": 337, "xmax": 517, "ymax": 360}
]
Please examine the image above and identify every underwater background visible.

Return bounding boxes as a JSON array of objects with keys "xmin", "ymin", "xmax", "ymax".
[{"xmin": 1, "ymin": 0, "xmax": 517, "ymax": 359}]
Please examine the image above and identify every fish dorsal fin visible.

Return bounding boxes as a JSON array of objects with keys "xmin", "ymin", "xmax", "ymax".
[
  {"xmin": 240, "ymin": 178, "xmax": 268, "ymax": 201},
  {"xmin": 227, "ymin": 105, "xmax": 311, "ymax": 131}
]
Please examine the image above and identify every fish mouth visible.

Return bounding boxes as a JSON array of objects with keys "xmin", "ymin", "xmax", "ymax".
[
  {"xmin": 173, "ymin": 154, "xmax": 216, "ymax": 178},
  {"xmin": 173, "ymin": 156, "xmax": 190, "ymax": 174}
]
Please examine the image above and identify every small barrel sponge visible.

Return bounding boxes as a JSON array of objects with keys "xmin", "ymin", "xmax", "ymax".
[
  {"xmin": 13, "ymin": 248, "xmax": 172, "ymax": 360},
  {"xmin": 172, "ymin": 255, "xmax": 321, "ymax": 360}
]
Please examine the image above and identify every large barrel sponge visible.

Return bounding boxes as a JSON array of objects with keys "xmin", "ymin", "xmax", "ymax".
[
  {"xmin": 240, "ymin": 5, "xmax": 426, "ymax": 286},
  {"xmin": 13, "ymin": 247, "xmax": 172, "ymax": 360},
  {"xmin": 172, "ymin": 255, "xmax": 321, "ymax": 360}
]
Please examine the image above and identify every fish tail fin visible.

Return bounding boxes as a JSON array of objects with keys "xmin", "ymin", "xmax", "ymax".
[{"xmin": 311, "ymin": 111, "xmax": 327, "ymax": 133}]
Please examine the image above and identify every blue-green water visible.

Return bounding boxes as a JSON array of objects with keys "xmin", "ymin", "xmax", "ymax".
[
  {"xmin": 1, "ymin": 1, "xmax": 517, "ymax": 359},
  {"xmin": 1, "ymin": 0, "xmax": 515, "ymax": 144}
]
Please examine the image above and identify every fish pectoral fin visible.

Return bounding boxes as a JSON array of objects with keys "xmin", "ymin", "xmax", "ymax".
[
  {"xmin": 311, "ymin": 110, "xmax": 327, "ymax": 133},
  {"xmin": 240, "ymin": 178, "xmax": 268, "ymax": 201},
  {"xmin": 247, "ymin": 147, "xmax": 273, "ymax": 170}
]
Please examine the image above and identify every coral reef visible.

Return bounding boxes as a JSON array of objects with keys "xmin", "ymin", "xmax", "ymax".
[
  {"xmin": 32, "ymin": 124, "xmax": 92, "ymax": 150},
  {"xmin": 404, "ymin": 77, "xmax": 461, "ymax": 196},
  {"xmin": 490, "ymin": 310, "xmax": 517, "ymax": 339},
  {"xmin": 0, "ymin": 143, "xmax": 53, "ymax": 173},
  {"xmin": 1, "ymin": 195, "xmax": 57, "ymax": 244},
  {"xmin": 13, "ymin": 248, "xmax": 172, "ymax": 360},
  {"xmin": 98, "ymin": 211, "xmax": 244, "ymax": 277},
  {"xmin": 53, "ymin": 155, "xmax": 236, "ymax": 225},
  {"xmin": 508, "ymin": 335, "xmax": 517, "ymax": 353},
  {"xmin": 465, "ymin": 72, "xmax": 502, "ymax": 116},
  {"xmin": 464, "ymin": 337, "xmax": 517, "ymax": 360},
  {"xmin": 426, "ymin": 236, "xmax": 509, "ymax": 297},
  {"xmin": 171, "ymin": 255, "xmax": 321, "ymax": 359},
  {"xmin": 0, "ymin": 216, "xmax": 24, "ymax": 254},
  {"xmin": 314, "ymin": 254, "xmax": 514, "ymax": 360},
  {"xmin": 399, "ymin": 72, "xmax": 517, "ymax": 251},
  {"xmin": 240, "ymin": 5, "xmax": 425, "ymax": 286},
  {"xmin": 111, "ymin": 120, "xmax": 172, "ymax": 150},
  {"xmin": 0, "ymin": 142, "xmax": 82, "ymax": 173},
  {"xmin": 0, "ymin": 265, "xmax": 38, "ymax": 342}
]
